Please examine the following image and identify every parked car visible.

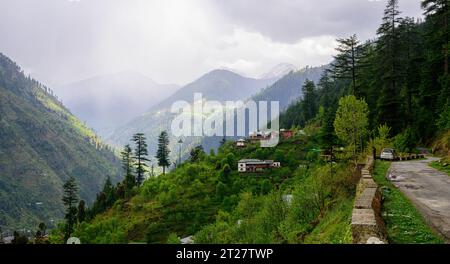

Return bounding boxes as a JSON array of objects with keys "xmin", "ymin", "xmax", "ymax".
[{"xmin": 380, "ymin": 148, "xmax": 397, "ymax": 160}]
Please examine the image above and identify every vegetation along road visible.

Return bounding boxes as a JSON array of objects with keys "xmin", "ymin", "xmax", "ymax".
[{"xmin": 388, "ymin": 157, "xmax": 450, "ymax": 241}]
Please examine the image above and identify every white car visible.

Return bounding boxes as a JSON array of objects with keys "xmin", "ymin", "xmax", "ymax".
[{"xmin": 380, "ymin": 148, "xmax": 397, "ymax": 160}]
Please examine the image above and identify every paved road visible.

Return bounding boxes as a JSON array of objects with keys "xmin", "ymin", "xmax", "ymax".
[{"xmin": 389, "ymin": 157, "xmax": 450, "ymax": 241}]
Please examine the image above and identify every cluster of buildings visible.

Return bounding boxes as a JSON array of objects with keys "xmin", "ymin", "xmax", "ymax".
[
  {"xmin": 234, "ymin": 129, "xmax": 296, "ymax": 173},
  {"xmin": 236, "ymin": 129, "xmax": 294, "ymax": 148}
]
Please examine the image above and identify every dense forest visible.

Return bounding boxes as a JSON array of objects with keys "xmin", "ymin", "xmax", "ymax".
[{"xmin": 281, "ymin": 0, "xmax": 450, "ymax": 148}]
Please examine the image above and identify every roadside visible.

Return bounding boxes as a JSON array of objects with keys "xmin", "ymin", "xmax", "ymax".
[
  {"xmin": 430, "ymin": 159, "xmax": 450, "ymax": 176},
  {"xmin": 372, "ymin": 160, "xmax": 444, "ymax": 244},
  {"xmin": 387, "ymin": 157, "xmax": 450, "ymax": 242}
]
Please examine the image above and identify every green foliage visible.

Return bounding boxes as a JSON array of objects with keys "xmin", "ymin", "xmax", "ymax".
[
  {"xmin": 334, "ymin": 95, "xmax": 369, "ymax": 157},
  {"xmin": 367, "ymin": 124, "xmax": 393, "ymax": 157},
  {"xmin": 330, "ymin": 34, "xmax": 364, "ymax": 96},
  {"xmin": 62, "ymin": 177, "xmax": 79, "ymax": 241},
  {"xmin": 437, "ymin": 100, "xmax": 450, "ymax": 130},
  {"xmin": 393, "ymin": 127, "xmax": 417, "ymax": 153},
  {"xmin": 219, "ymin": 164, "xmax": 231, "ymax": 183},
  {"xmin": 167, "ymin": 233, "xmax": 180, "ymax": 244},
  {"xmin": 0, "ymin": 53, "xmax": 121, "ymax": 231},
  {"xmin": 77, "ymin": 200, "xmax": 86, "ymax": 223},
  {"xmin": 156, "ymin": 131, "xmax": 171, "ymax": 174},
  {"xmin": 194, "ymin": 162, "xmax": 355, "ymax": 244},
  {"xmin": 133, "ymin": 133, "xmax": 150, "ymax": 185},
  {"xmin": 121, "ymin": 144, "xmax": 136, "ymax": 192},
  {"xmin": 430, "ymin": 159, "xmax": 450, "ymax": 177},
  {"xmin": 190, "ymin": 145, "xmax": 205, "ymax": 163},
  {"xmin": 215, "ymin": 182, "xmax": 228, "ymax": 199}
]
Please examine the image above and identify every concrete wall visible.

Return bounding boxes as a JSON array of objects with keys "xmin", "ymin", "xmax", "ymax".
[{"xmin": 351, "ymin": 156, "xmax": 387, "ymax": 244}]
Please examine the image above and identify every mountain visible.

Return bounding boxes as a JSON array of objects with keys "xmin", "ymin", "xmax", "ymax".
[
  {"xmin": 106, "ymin": 66, "xmax": 327, "ymax": 164},
  {"xmin": 150, "ymin": 69, "xmax": 277, "ymax": 111},
  {"xmin": 196, "ymin": 65, "xmax": 327, "ymax": 153},
  {"xmin": 0, "ymin": 53, "xmax": 121, "ymax": 231},
  {"xmin": 259, "ymin": 63, "xmax": 298, "ymax": 80},
  {"xmin": 57, "ymin": 71, "xmax": 179, "ymax": 136},
  {"xmin": 253, "ymin": 65, "xmax": 327, "ymax": 110},
  {"xmin": 104, "ymin": 69, "xmax": 278, "ymax": 174}
]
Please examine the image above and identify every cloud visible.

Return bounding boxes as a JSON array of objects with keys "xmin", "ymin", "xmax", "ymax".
[
  {"xmin": 0, "ymin": 0, "xmax": 424, "ymax": 87},
  {"xmin": 211, "ymin": 0, "xmax": 423, "ymax": 42}
]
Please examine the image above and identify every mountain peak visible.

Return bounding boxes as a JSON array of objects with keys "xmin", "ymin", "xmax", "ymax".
[{"xmin": 260, "ymin": 63, "xmax": 298, "ymax": 80}]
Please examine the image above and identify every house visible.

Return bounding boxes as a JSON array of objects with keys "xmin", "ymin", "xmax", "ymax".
[
  {"xmin": 249, "ymin": 131, "xmax": 271, "ymax": 143},
  {"xmin": 238, "ymin": 159, "xmax": 281, "ymax": 173},
  {"xmin": 280, "ymin": 129, "xmax": 294, "ymax": 139},
  {"xmin": 236, "ymin": 139, "xmax": 246, "ymax": 148}
]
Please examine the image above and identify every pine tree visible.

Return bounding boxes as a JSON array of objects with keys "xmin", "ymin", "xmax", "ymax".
[
  {"xmin": 102, "ymin": 176, "xmax": 116, "ymax": 207},
  {"xmin": 422, "ymin": 0, "xmax": 450, "ymax": 128},
  {"xmin": 132, "ymin": 133, "xmax": 150, "ymax": 185},
  {"xmin": 77, "ymin": 200, "xmax": 86, "ymax": 223},
  {"xmin": 422, "ymin": 0, "xmax": 450, "ymax": 75},
  {"xmin": 121, "ymin": 144, "xmax": 135, "ymax": 190},
  {"xmin": 156, "ymin": 131, "xmax": 171, "ymax": 175},
  {"xmin": 38, "ymin": 222, "xmax": 46, "ymax": 237},
  {"xmin": 301, "ymin": 80, "xmax": 318, "ymax": 122},
  {"xmin": 62, "ymin": 176, "xmax": 78, "ymax": 241},
  {"xmin": 397, "ymin": 17, "xmax": 424, "ymax": 126},
  {"xmin": 375, "ymin": 0, "xmax": 404, "ymax": 135},
  {"xmin": 330, "ymin": 34, "xmax": 364, "ymax": 96},
  {"xmin": 190, "ymin": 145, "xmax": 205, "ymax": 162}
]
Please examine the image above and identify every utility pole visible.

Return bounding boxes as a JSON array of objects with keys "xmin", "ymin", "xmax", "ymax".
[{"xmin": 178, "ymin": 138, "xmax": 183, "ymax": 168}]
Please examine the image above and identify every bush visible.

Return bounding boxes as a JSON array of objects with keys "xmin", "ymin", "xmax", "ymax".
[
  {"xmin": 393, "ymin": 128, "xmax": 416, "ymax": 153},
  {"xmin": 166, "ymin": 233, "xmax": 180, "ymax": 244}
]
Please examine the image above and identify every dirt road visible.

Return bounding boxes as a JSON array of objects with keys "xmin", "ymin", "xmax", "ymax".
[{"xmin": 389, "ymin": 157, "xmax": 450, "ymax": 241}]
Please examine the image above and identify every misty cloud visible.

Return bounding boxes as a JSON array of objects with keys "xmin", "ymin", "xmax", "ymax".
[
  {"xmin": 0, "ymin": 0, "xmax": 423, "ymax": 88},
  {"xmin": 212, "ymin": 0, "xmax": 423, "ymax": 42}
]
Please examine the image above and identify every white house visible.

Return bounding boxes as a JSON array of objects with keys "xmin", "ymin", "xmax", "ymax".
[
  {"xmin": 238, "ymin": 159, "xmax": 281, "ymax": 173},
  {"xmin": 236, "ymin": 139, "xmax": 246, "ymax": 148}
]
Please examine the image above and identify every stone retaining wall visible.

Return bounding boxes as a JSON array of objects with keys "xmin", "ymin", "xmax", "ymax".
[{"xmin": 351, "ymin": 156, "xmax": 387, "ymax": 244}]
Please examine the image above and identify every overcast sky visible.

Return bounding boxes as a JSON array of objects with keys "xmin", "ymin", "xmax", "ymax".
[{"xmin": 0, "ymin": 0, "xmax": 423, "ymax": 87}]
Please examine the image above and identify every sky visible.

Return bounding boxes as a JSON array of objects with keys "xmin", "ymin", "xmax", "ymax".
[{"xmin": 0, "ymin": 0, "xmax": 423, "ymax": 87}]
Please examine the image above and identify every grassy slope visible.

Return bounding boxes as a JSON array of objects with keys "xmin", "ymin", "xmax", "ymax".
[
  {"xmin": 73, "ymin": 131, "xmax": 355, "ymax": 244},
  {"xmin": 430, "ymin": 160, "xmax": 450, "ymax": 176},
  {"xmin": 303, "ymin": 199, "xmax": 353, "ymax": 244},
  {"xmin": 372, "ymin": 161, "xmax": 443, "ymax": 244}
]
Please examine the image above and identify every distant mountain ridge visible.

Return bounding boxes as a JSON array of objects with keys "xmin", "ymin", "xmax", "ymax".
[
  {"xmin": 150, "ymin": 69, "xmax": 277, "ymax": 111},
  {"xmin": 259, "ymin": 63, "xmax": 298, "ymax": 80},
  {"xmin": 253, "ymin": 65, "xmax": 328, "ymax": 110},
  {"xmin": 0, "ymin": 53, "xmax": 121, "ymax": 231},
  {"xmin": 106, "ymin": 65, "xmax": 326, "ymax": 168},
  {"xmin": 57, "ymin": 71, "xmax": 179, "ymax": 136},
  {"xmin": 106, "ymin": 69, "xmax": 280, "ymax": 167}
]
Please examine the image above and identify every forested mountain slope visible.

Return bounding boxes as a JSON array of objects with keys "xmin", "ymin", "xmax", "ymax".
[
  {"xmin": 0, "ymin": 53, "xmax": 121, "ymax": 231},
  {"xmin": 252, "ymin": 65, "xmax": 327, "ymax": 110}
]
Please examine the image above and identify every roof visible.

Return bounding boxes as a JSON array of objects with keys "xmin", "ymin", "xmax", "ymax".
[{"xmin": 238, "ymin": 159, "xmax": 275, "ymax": 165}]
